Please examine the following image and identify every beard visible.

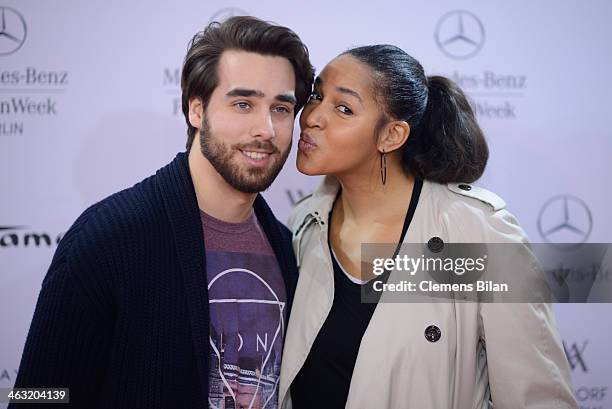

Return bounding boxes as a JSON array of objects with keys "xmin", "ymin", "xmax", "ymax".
[{"xmin": 198, "ymin": 114, "xmax": 291, "ymax": 193}]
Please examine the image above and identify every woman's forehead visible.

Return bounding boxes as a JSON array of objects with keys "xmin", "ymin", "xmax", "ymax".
[
  {"xmin": 316, "ymin": 56, "xmax": 379, "ymax": 110},
  {"xmin": 318, "ymin": 55, "xmax": 373, "ymax": 92}
]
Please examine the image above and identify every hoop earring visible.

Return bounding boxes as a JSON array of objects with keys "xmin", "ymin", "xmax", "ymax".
[{"xmin": 380, "ymin": 150, "xmax": 387, "ymax": 185}]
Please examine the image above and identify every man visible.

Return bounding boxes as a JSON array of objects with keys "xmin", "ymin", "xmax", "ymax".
[{"xmin": 11, "ymin": 16, "xmax": 314, "ymax": 408}]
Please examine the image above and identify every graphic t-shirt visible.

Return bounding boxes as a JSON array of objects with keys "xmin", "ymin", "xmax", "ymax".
[{"xmin": 202, "ymin": 209, "xmax": 286, "ymax": 409}]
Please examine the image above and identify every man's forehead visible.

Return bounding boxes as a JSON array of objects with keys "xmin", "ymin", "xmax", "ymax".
[{"xmin": 217, "ymin": 50, "xmax": 296, "ymax": 95}]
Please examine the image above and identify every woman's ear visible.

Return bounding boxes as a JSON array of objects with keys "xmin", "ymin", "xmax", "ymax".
[
  {"xmin": 188, "ymin": 97, "xmax": 204, "ymax": 129},
  {"xmin": 378, "ymin": 120, "xmax": 410, "ymax": 153}
]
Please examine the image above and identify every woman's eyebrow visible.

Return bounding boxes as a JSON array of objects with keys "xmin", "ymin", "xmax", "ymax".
[
  {"xmin": 314, "ymin": 77, "xmax": 362, "ymax": 102},
  {"xmin": 335, "ymin": 86, "xmax": 362, "ymax": 102}
]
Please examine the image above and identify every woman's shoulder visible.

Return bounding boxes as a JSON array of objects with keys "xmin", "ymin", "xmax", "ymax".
[
  {"xmin": 427, "ymin": 181, "xmax": 506, "ymax": 213},
  {"xmin": 424, "ymin": 181, "xmax": 528, "ymax": 243}
]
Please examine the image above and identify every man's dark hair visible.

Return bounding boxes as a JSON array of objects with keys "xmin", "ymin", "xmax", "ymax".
[{"xmin": 181, "ymin": 16, "xmax": 314, "ymax": 150}]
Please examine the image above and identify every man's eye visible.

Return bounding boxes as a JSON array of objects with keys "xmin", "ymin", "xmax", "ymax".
[
  {"xmin": 337, "ymin": 105, "xmax": 353, "ymax": 115},
  {"xmin": 235, "ymin": 102, "xmax": 251, "ymax": 110},
  {"xmin": 273, "ymin": 106, "xmax": 291, "ymax": 114}
]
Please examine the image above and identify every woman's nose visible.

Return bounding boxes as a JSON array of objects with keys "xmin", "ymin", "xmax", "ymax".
[{"xmin": 301, "ymin": 103, "xmax": 325, "ymax": 129}]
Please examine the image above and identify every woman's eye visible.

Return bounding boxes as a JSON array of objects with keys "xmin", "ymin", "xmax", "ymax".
[
  {"xmin": 307, "ymin": 91, "xmax": 322, "ymax": 103},
  {"xmin": 337, "ymin": 105, "xmax": 353, "ymax": 115}
]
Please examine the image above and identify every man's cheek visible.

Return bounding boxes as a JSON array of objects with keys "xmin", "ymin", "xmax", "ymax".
[{"xmin": 278, "ymin": 124, "xmax": 295, "ymax": 147}]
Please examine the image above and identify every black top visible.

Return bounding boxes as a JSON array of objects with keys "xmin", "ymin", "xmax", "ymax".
[
  {"xmin": 10, "ymin": 152, "xmax": 298, "ymax": 409},
  {"xmin": 291, "ymin": 179, "xmax": 423, "ymax": 408}
]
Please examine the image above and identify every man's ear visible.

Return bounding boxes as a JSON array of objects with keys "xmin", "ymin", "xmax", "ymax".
[
  {"xmin": 377, "ymin": 120, "xmax": 411, "ymax": 153},
  {"xmin": 188, "ymin": 97, "xmax": 204, "ymax": 130}
]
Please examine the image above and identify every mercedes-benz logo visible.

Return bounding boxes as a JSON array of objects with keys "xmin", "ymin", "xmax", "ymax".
[
  {"xmin": 0, "ymin": 7, "xmax": 26, "ymax": 56},
  {"xmin": 538, "ymin": 195, "xmax": 593, "ymax": 245},
  {"xmin": 435, "ymin": 10, "xmax": 485, "ymax": 60},
  {"xmin": 209, "ymin": 7, "xmax": 249, "ymax": 24}
]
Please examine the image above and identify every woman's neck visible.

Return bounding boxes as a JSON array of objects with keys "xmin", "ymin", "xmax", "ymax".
[{"xmin": 335, "ymin": 160, "xmax": 415, "ymax": 226}]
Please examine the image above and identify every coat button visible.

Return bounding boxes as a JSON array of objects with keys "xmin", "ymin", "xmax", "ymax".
[
  {"xmin": 424, "ymin": 325, "xmax": 441, "ymax": 342},
  {"xmin": 427, "ymin": 236, "xmax": 444, "ymax": 253},
  {"xmin": 458, "ymin": 184, "xmax": 472, "ymax": 191}
]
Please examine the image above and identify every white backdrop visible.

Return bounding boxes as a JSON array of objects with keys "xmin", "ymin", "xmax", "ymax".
[{"xmin": 1, "ymin": 1, "xmax": 611, "ymax": 408}]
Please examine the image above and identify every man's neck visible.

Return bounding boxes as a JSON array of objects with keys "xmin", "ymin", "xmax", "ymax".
[{"xmin": 187, "ymin": 148, "xmax": 257, "ymax": 223}]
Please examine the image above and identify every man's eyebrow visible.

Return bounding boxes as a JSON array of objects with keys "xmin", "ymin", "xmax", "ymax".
[
  {"xmin": 225, "ymin": 88, "xmax": 265, "ymax": 98},
  {"xmin": 226, "ymin": 88, "xmax": 296, "ymax": 105},
  {"xmin": 276, "ymin": 93, "xmax": 297, "ymax": 105}
]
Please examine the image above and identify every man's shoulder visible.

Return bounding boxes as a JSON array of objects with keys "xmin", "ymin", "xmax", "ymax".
[
  {"xmin": 97, "ymin": 172, "xmax": 164, "ymax": 226},
  {"xmin": 62, "ymin": 170, "xmax": 169, "ymax": 257}
]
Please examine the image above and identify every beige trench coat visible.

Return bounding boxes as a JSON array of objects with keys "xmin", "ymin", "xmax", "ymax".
[{"xmin": 279, "ymin": 176, "xmax": 577, "ymax": 409}]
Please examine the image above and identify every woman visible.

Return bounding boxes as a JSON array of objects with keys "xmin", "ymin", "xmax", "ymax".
[{"xmin": 278, "ymin": 45, "xmax": 577, "ymax": 408}]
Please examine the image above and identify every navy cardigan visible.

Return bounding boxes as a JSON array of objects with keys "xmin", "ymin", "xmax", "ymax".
[{"xmin": 11, "ymin": 152, "xmax": 298, "ymax": 408}]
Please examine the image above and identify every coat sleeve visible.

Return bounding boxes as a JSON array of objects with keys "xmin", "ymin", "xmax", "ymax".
[
  {"xmin": 478, "ymin": 209, "xmax": 577, "ymax": 409},
  {"xmin": 9, "ymin": 225, "xmax": 114, "ymax": 409}
]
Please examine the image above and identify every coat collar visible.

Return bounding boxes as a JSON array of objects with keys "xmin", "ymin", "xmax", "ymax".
[
  {"xmin": 303, "ymin": 175, "xmax": 341, "ymax": 223},
  {"xmin": 296, "ymin": 175, "xmax": 432, "ymax": 225}
]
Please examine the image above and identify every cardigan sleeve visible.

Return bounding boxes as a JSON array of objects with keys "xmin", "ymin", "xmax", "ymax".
[{"xmin": 10, "ymin": 223, "xmax": 115, "ymax": 408}]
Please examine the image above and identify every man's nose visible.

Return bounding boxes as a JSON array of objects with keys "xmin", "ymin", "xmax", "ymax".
[{"xmin": 250, "ymin": 110, "xmax": 275, "ymax": 139}]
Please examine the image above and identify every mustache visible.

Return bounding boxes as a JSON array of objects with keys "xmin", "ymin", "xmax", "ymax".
[{"xmin": 234, "ymin": 140, "xmax": 280, "ymax": 153}]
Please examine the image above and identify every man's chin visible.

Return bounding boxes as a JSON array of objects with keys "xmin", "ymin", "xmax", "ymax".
[{"xmin": 224, "ymin": 164, "xmax": 279, "ymax": 193}]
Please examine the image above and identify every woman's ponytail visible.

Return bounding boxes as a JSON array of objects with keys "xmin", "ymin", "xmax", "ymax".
[
  {"xmin": 345, "ymin": 45, "xmax": 488, "ymax": 184},
  {"xmin": 403, "ymin": 75, "xmax": 488, "ymax": 183}
]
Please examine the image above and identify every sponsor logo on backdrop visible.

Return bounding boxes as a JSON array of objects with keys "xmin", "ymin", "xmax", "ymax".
[
  {"xmin": 0, "ymin": 368, "xmax": 18, "ymax": 384},
  {"xmin": 435, "ymin": 10, "xmax": 484, "ymax": 60},
  {"xmin": 163, "ymin": 8, "xmax": 250, "ymax": 116},
  {"xmin": 0, "ymin": 7, "xmax": 69, "ymax": 136},
  {"xmin": 538, "ymin": 195, "xmax": 592, "ymax": 245},
  {"xmin": 286, "ymin": 189, "xmax": 308, "ymax": 207},
  {"xmin": 564, "ymin": 340, "xmax": 588, "ymax": 372},
  {"xmin": 0, "ymin": 225, "xmax": 63, "ymax": 247},
  {"xmin": 575, "ymin": 386, "xmax": 608, "ymax": 408},
  {"xmin": 435, "ymin": 10, "xmax": 526, "ymax": 120},
  {"xmin": 163, "ymin": 67, "xmax": 181, "ymax": 116},
  {"xmin": 0, "ymin": 7, "xmax": 26, "ymax": 55},
  {"xmin": 563, "ymin": 340, "xmax": 609, "ymax": 408}
]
